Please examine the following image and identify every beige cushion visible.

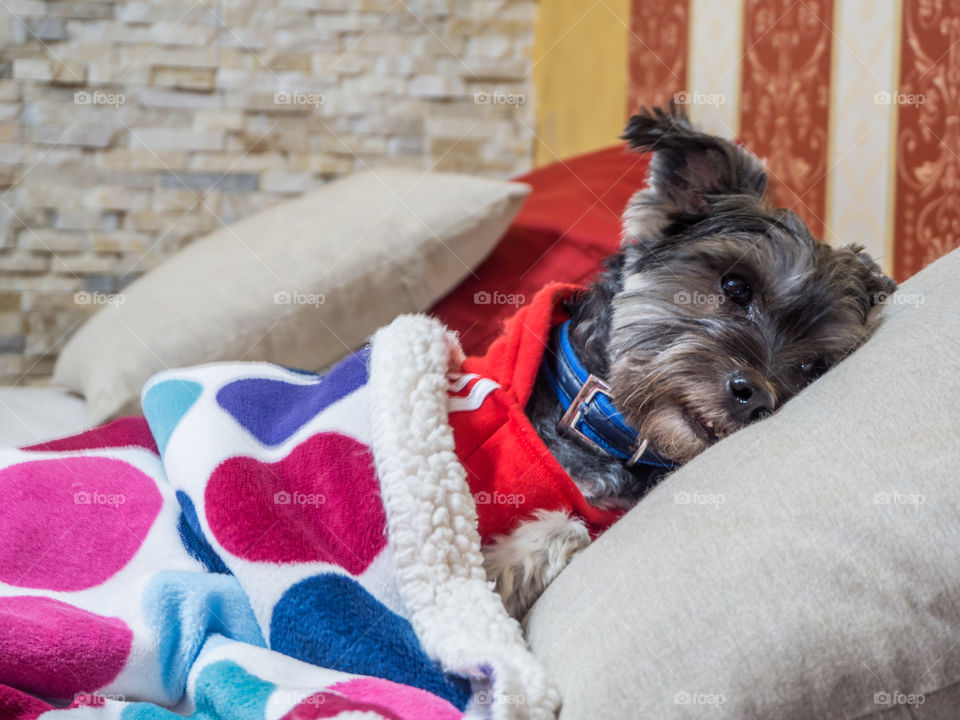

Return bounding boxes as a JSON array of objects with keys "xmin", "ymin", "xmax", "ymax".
[
  {"xmin": 526, "ymin": 248, "xmax": 960, "ymax": 719},
  {"xmin": 0, "ymin": 386, "xmax": 88, "ymax": 447},
  {"xmin": 54, "ymin": 169, "xmax": 529, "ymax": 424}
]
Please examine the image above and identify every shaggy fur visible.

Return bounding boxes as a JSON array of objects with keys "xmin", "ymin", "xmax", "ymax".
[
  {"xmin": 482, "ymin": 510, "xmax": 591, "ymax": 619},
  {"xmin": 485, "ymin": 104, "xmax": 896, "ymax": 619}
]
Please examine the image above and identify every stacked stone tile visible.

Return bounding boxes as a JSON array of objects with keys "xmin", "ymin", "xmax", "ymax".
[{"xmin": 0, "ymin": 0, "xmax": 536, "ymax": 384}]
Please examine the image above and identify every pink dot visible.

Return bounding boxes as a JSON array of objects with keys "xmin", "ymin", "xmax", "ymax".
[
  {"xmin": 0, "ymin": 457, "xmax": 163, "ymax": 591},
  {"xmin": 0, "ymin": 596, "xmax": 132, "ymax": 700},
  {"xmin": 23, "ymin": 417, "xmax": 158, "ymax": 455},
  {"xmin": 278, "ymin": 692, "xmax": 401, "ymax": 720},
  {"xmin": 330, "ymin": 677, "xmax": 464, "ymax": 720},
  {"xmin": 205, "ymin": 432, "xmax": 386, "ymax": 575},
  {"xmin": 0, "ymin": 684, "xmax": 52, "ymax": 720},
  {"xmin": 278, "ymin": 679, "xmax": 464, "ymax": 720}
]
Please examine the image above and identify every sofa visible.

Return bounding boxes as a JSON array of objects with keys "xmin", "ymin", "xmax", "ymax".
[{"xmin": 3, "ymin": 156, "xmax": 958, "ymax": 719}]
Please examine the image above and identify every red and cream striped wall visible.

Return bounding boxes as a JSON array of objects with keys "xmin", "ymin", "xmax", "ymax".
[{"xmin": 532, "ymin": 0, "xmax": 959, "ymax": 280}]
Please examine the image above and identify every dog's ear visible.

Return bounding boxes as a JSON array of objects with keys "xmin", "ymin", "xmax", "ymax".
[
  {"xmin": 622, "ymin": 102, "xmax": 767, "ymax": 215},
  {"xmin": 847, "ymin": 244, "xmax": 897, "ymax": 306}
]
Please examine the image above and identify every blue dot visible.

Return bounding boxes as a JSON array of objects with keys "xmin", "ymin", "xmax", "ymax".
[
  {"xmin": 270, "ymin": 573, "xmax": 470, "ymax": 710},
  {"xmin": 142, "ymin": 572, "xmax": 265, "ymax": 700},
  {"xmin": 176, "ymin": 491, "xmax": 230, "ymax": 575},
  {"xmin": 121, "ymin": 660, "xmax": 274, "ymax": 720},
  {"xmin": 143, "ymin": 379, "xmax": 203, "ymax": 456}
]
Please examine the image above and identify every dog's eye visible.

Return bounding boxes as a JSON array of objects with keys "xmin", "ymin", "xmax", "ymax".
[
  {"xmin": 721, "ymin": 274, "xmax": 752, "ymax": 305},
  {"xmin": 800, "ymin": 356, "xmax": 829, "ymax": 380}
]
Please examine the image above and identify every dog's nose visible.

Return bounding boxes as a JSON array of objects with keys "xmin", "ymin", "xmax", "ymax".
[{"xmin": 726, "ymin": 371, "xmax": 774, "ymax": 424}]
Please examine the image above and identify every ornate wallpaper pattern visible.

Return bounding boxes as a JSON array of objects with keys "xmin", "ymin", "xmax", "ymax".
[{"xmin": 626, "ymin": 0, "xmax": 959, "ymax": 280}]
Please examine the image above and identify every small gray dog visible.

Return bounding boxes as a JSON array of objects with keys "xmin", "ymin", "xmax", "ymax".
[{"xmin": 484, "ymin": 104, "xmax": 895, "ymax": 618}]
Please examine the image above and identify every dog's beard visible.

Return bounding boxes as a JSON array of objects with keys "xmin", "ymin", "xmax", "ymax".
[
  {"xmin": 608, "ymin": 341, "xmax": 742, "ymax": 464},
  {"xmin": 604, "ymin": 274, "xmax": 765, "ymax": 464}
]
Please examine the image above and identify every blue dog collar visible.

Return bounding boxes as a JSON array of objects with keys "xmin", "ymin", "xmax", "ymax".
[{"xmin": 542, "ymin": 320, "xmax": 678, "ymax": 470}]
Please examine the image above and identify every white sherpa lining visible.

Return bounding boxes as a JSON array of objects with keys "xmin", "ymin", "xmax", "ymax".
[{"xmin": 369, "ymin": 315, "xmax": 560, "ymax": 720}]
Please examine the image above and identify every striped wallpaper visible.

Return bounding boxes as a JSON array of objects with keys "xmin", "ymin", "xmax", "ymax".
[{"xmin": 621, "ymin": 0, "xmax": 956, "ymax": 280}]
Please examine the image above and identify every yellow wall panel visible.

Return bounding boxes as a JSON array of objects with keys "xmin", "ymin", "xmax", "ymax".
[{"xmin": 532, "ymin": 0, "xmax": 630, "ymax": 166}]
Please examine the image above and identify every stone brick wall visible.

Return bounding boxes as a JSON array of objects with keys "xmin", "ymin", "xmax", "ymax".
[{"xmin": 0, "ymin": 0, "xmax": 536, "ymax": 385}]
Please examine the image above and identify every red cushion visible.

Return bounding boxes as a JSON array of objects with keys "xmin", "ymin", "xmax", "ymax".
[{"xmin": 430, "ymin": 145, "xmax": 651, "ymax": 356}]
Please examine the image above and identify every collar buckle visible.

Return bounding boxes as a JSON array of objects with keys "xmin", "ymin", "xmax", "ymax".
[
  {"xmin": 558, "ymin": 374, "xmax": 609, "ymax": 441},
  {"xmin": 556, "ymin": 374, "xmax": 612, "ymax": 448},
  {"xmin": 557, "ymin": 373, "xmax": 651, "ymax": 466},
  {"xmin": 548, "ymin": 321, "xmax": 677, "ymax": 470}
]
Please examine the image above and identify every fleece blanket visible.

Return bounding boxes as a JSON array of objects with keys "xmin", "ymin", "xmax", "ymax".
[{"xmin": 0, "ymin": 315, "xmax": 560, "ymax": 720}]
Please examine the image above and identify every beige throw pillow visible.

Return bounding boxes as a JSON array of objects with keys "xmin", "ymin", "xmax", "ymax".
[
  {"xmin": 54, "ymin": 169, "xmax": 529, "ymax": 423},
  {"xmin": 526, "ymin": 247, "xmax": 960, "ymax": 719}
]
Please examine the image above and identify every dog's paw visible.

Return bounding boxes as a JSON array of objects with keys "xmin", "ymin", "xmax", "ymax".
[{"xmin": 482, "ymin": 510, "xmax": 592, "ymax": 620}]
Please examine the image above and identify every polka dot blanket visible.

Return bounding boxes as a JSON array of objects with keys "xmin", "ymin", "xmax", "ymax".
[{"xmin": 0, "ymin": 315, "xmax": 558, "ymax": 720}]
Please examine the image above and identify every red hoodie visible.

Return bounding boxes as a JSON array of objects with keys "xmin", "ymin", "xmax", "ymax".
[{"xmin": 449, "ymin": 283, "xmax": 625, "ymax": 544}]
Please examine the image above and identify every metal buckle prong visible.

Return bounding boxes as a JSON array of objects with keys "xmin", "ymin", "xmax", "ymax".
[{"xmin": 627, "ymin": 437, "xmax": 649, "ymax": 466}]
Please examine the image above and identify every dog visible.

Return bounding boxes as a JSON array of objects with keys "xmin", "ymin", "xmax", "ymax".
[{"xmin": 482, "ymin": 104, "xmax": 896, "ymax": 619}]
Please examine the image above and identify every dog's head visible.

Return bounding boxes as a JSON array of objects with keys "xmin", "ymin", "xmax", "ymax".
[{"xmin": 601, "ymin": 104, "xmax": 895, "ymax": 464}]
